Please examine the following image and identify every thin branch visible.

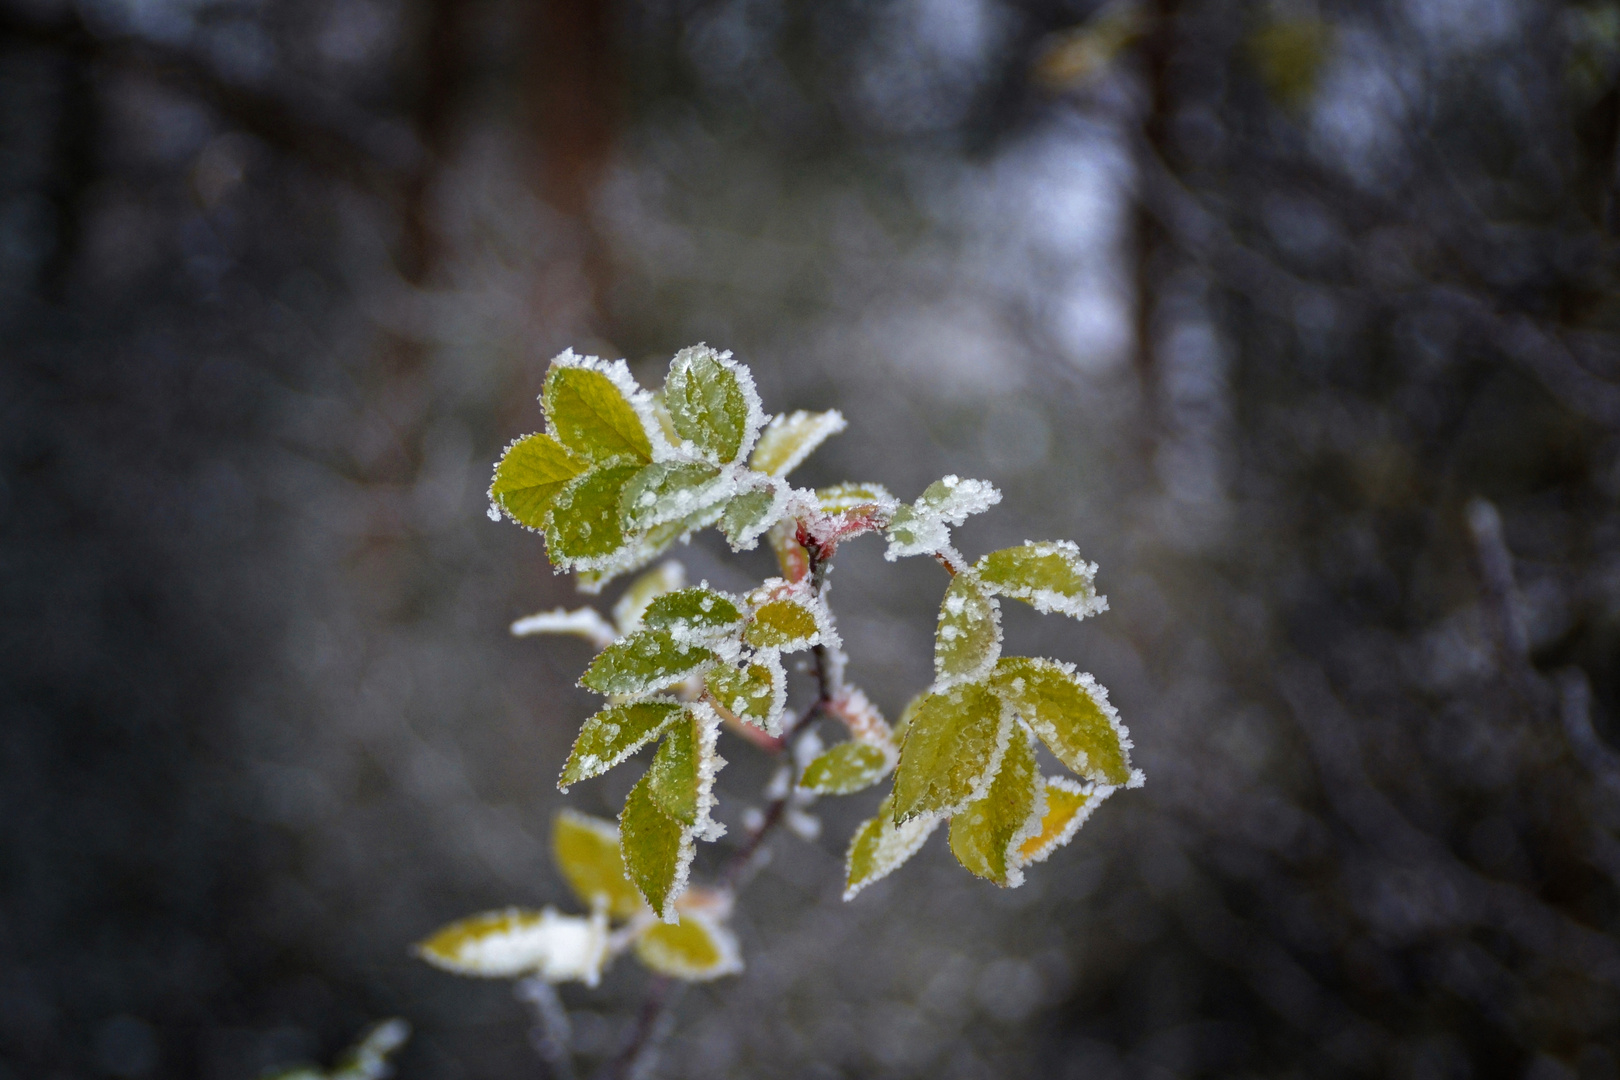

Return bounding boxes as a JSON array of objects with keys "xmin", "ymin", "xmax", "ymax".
[
  {"xmin": 515, "ymin": 977, "xmax": 578, "ymax": 1080},
  {"xmin": 596, "ymin": 977, "xmax": 680, "ymax": 1080}
]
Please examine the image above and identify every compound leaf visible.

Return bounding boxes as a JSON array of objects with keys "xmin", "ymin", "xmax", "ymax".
[
  {"xmin": 619, "ymin": 461, "xmax": 728, "ymax": 532},
  {"xmin": 489, "ymin": 433, "xmax": 586, "ymax": 528},
  {"xmin": 549, "ymin": 463, "xmax": 643, "ymax": 564},
  {"xmin": 990, "ymin": 657, "xmax": 1138, "ymax": 787},
  {"xmin": 1016, "ymin": 777, "xmax": 1108, "ymax": 866},
  {"xmin": 844, "ymin": 794, "xmax": 943, "ymax": 900},
  {"xmin": 641, "ymin": 587, "xmax": 744, "ymax": 641},
  {"xmin": 891, "ymin": 680, "xmax": 1012, "ymax": 823},
  {"xmin": 974, "ymin": 541, "xmax": 1106, "ymax": 620},
  {"xmin": 719, "ymin": 482, "xmax": 784, "ymax": 551},
  {"xmin": 620, "ymin": 772, "xmax": 690, "ymax": 921},
  {"xmin": 749, "ymin": 409, "xmax": 847, "ymax": 476},
  {"xmin": 543, "ymin": 354, "xmax": 653, "ymax": 464},
  {"xmin": 415, "ymin": 907, "xmax": 608, "ymax": 984},
  {"xmin": 934, "ymin": 572, "xmax": 1001, "ymax": 685},
  {"xmin": 580, "ymin": 629, "xmax": 716, "ymax": 697},
  {"xmin": 634, "ymin": 911, "xmax": 743, "ymax": 981},
  {"xmin": 552, "ymin": 810, "xmax": 647, "ymax": 919},
  {"xmin": 664, "ymin": 346, "xmax": 762, "ymax": 463},
  {"xmin": 612, "ymin": 561, "xmax": 686, "ymax": 635},
  {"xmin": 800, "ymin": 741, "xmax": 892, "ymax": 795},
  {"xmin": 948, "ymin": 723, "xmax": 1042, "ymax": 887},
  {"xmin": 559, "ymin": 700, "xmax": 685, "ymax": 790},
  {"xmin": 706, "ymin": 652, "xmax": 786, "ymax": 734}
]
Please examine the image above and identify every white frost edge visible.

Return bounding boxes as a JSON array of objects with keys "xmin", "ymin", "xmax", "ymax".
[
  {"xmin": 689, "ymin": 700, "xmax": 728, "ymax": 845},
  {"xmin": 976, "ymin": 540, "xmax": 1109, "ymax": 621},
  {"xmin": 557, "ymin": 696, "xmax": 684, "ymax": 793},
  {"xmin": 1014, "ymin": 777, "xmax": 1116, "ymax": 869},
  {"xmin": 843, "ymin": 811, "xmax": 944, "ymax": 901},
  {"xmin": 752, "ymin": 648, "xmax": 789, "ymax": 736},
  {"xmin": 634, "ymin": 908, "xmax": 744, "ymax": 980},
  {"xmin": 924, "ymin": 475, "xmax": 1003, "ymax": 524},
  {"xmin": 933, "ymin": 574, "xmax": 1003, "ymax": 689},
  {"xmin": 667, "ymin": 345, "xmax": 769, "ymax": 466},
  {"xmin": 548, "ymin": 348, "xmax": 669, "ymax": 462},
  {"xmin": 613, "ymin": 560, "xmax": 687, "ymax": 634},
  {"xmin": 511, "ymin": 607, "xmax": 618, "ymax": 651},
  {"xmin": 417, "ymin": 906, "xmax": 610, "ymax": 986},
  {"xmin": 750, "ymin": 409, "xmax": 848, "ymax": 477},
  {"xmin": 999, "ymin": 723, "xmax": 1049, "ymax": 890},
  {"xmin": 904, "ymin": 695, "xmax": 1017, "ymax": 822},
  {"xmin": 1009, "ymin": 659, "xmax": 1142, "ymax": 789},
  {"xmin": 811, "ymin": 481, "xmax": 899, "ymax": 515},
  {"xmin": 721, "ymin": 473, "xmax": 790, "ymax": 552}
]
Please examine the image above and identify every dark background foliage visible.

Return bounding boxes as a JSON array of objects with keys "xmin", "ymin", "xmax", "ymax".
[{"xmin": 5, "ymin": 0, "xmax": 1620, "ymax": 1077}]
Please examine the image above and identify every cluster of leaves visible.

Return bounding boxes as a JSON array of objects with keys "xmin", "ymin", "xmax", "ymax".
[{"xmin": 420, "ymin": 347, "xmax": 1141, "ymax": 991}]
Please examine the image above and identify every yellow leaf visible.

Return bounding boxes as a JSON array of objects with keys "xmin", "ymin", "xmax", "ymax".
[
  {"xmin": 415, "ymin": 907, "xmax": 609, "ymax": 984},
  {"xmin": 552, "ymin": 810, "xmax": 650, "ymax": 921},
  {"xmin": 633, "ymin": 911, "xmax": 743, "ymax": 981}
]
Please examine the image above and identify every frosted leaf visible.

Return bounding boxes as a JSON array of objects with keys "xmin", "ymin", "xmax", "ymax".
[
  {"xmin": 814, "ymin": 482, "xmax": 898, "ymax": 515},
  {"xmin": 800, "ymin": 741, "xmax": 892, "ymax": 795},
  {"xmin": 1015, "ymin": 777, "xmax": 1111, "ymax": 867},
  {"xmin": 618, "ymin": 461, "xmax": 730, "ymax": 532},
  {"xmin": 489, "ymin": 433, "xmax": 586, "ymax": 530},
  {"xmin": 548, "ymin": 463, "xmax": 642, "ymax": 565},
  {"xmin": 573, "ymin": 522, "xmax": 687, "ymax": 595},
  {"xmin": 743, "ymin": 580, "xmax": 827, "ymax": 652},
  {"xmin": 620, "ymin": 771, "xmax": 691, "ymax": 922},
  {"xmin": 634, "ymin": 910, "xmax": 743, "ymax": 981},
  {"xmin": 542, "ymin": 351, "xmax": 654, "ymax": 464},
  {"xmin": 934, "ymin": 572, "xmax": 1002, "ymax": 686},
  {"xmin": 612, "ymin": 561, "xmax": 686, "ymax": 634},
  {"xmin": 892, "ymin": 690, "xmax": 928, "ymax": 744},
  {"xmin": 885, "ymin": 476, "xmax": 1003, "ymax": 561},
  {"xmin": 415, "ymin": 907, "xmax": 610, "ymax": 985},
  {"xmin": 844, "ymin": 794, "xmax": 943, "ymax": 900},
  {"xmin": 330, "ymin": 1019, "xmax": 411, "ymax": 1080},
  {"xmin": 990, "ymin": 657, "xmax": 1141, "ymax": 788},
  {"xmin": 641, "ymin": 587, "xmax": 744, "ymax": 643},
  {"xmin": 559, "ymin": 700, "xmax": 685, "ymax": 790},
  {"xmin": 825, "ymin": 684, "xmax": 896, "ymax": 749},
  {"xmin": 580, "ymin": 629, "xmax": 717, "ymax": 696},
  {"xmin": 719, "ymin": 481, "xmax": 786, "ymax": 551},
  {"xmin": 552, "ymin": 810, "xmax": 648, "ymax": 919},
  {"xmin": 647, "ymin": 714, "xmax": 700, "ymax": 825},
  {"xmin": 891, "ymin": 679, "xmax": 1013, "ymax": 823},
  {"xmin": 664, "ymin": 346, "xmax": 766, "ymax": 464},
  {"xmin": 749, "ymin": 409, "xmax": 847, "ymax": 477},
  {"xmin": 947, "ymin": 722, "xmax": 1043, "ymax": 888},
  {"xmin": 510, "ymin": 607, "xmax": 617, "ymax": 651},
  {"xmin": 705, "ymin": 650, "xmax": 787, "ymax": 735},
  {"xmin": 766, "ymin": 519, "xmax": 813, "ymax": 583},
  {"xmin": 974, "ymin": 541, "xmax": 1108, "ymax": 620}
]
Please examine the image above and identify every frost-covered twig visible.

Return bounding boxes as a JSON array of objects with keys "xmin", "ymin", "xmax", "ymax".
[{"xmin": 515, "ymin": 977, "xmax": 578, "ymax": 1080}]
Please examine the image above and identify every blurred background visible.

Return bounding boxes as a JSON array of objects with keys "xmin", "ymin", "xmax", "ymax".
[{"xmin": 5, "ymin": 0, "xmax": 1620, "ymax": 1077}]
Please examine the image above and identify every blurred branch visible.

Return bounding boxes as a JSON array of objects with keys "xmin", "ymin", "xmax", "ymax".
[
  {"xmin": 515, "ymin": 977, "xmax": 578, "ymax": 1080},
  {"xmin": 1463, "ymin": 498, "xmax": 1547, "ymax": 711},
  {"xmin": 1559, "ymin": 667, "xmax": 1620, "ymax": 798}
]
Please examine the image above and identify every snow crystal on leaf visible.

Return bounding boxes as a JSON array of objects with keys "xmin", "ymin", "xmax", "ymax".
[
  {"xmin": 613, "ymin": 561, "xmax": 686, "ymax": 635},
  {"xmin": 743, "ymin": 585, "xmax": 824, "ymax": 652},
  {"xmin": 415, "ymin": 907, "xmax": 610, "ymax": 985},
  {"xmin": 547, "ymin": 463, "xmax": 642, "ymax": 565},
  {"xmin": 974, "ymin": 540, "xmax": 1108, "ymax": 620},
  {"xmin": 489, "ymin": 433, "xmax": 586, "ymax": 530},
  {"xmin": 620, "ymin": 772, "xmax": 691, "ymax": 923},
  {"xmin": 885, "ymin": 476, "xmax": 1003, "ymax": 561},
  {"xmin": 542, "ymin": 351, "xmax": 655, "ymax": 465},
  {"xmin": 580, "ymin": 629, "xmax": 717, "ymax": 697},
  {"xmin": 618, "ymin": 461, "xmax": 730, "ymax": 532},
  {"xmin": 719, "ymin": 479, "xmax": 787, "ymax": 551},
  {"xmin": 814, "ymin": 482, "xmax": 898, "ymax": 515},
  {"xmin": 891, "ymin": 680, "xmax": 1014, "ymax": 823},
  {"xmin": 559, "ymin": 700, "xmax": 685, "ymax": 790},
  {"xmin": 706, "ymin": 650, "xmax": 786, "ymax": 735},
  {"xmin": 989, "ymin": 657, "xmax": 1139, "ymax": 788},
  {"xmin": 510, "ymin": 607, "xmax": 617, "ymax": 651},
  {"xmin": 552, "ymin": 810, "xmax": 648, "ymax": 920},
  {"xmin": 947, "ymin": 722, "xmax": 1044, "ymax": 888},
  {"xmin": 748, "ymin": 409, "xmax": 847, "ymax": 477},
  {"xmin": 933, "ymin": 572, "xmax": 1002, "ymax": 686},
  {"xmin": 844, "ymin": 794, "xmax": 943, "ymax": 900},
  {"xmin": 800, "ymin": 741, "xmax": 892, "ymax": 795},
  {"xmin": 633, "ymin": 910, "xmax": 743, "ymax": 981},
  {"xmin": 641, "ymin": 587, "xmax": 744, "ymax": 644},
  {"xmin": 664, "ymin": 346, "xmax": 767, "ymax": 465}
]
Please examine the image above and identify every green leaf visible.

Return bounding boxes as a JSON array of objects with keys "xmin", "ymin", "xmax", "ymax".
[
  {"xmin": 749, "ymin": 409, "xmax": 847, "ymax": 476},
  {"xmin": 664, "ymin": 346, "xmax": 762, "ymax": 463},
  {"xmin": 551, "ymin": 810, "xmax": 647, "ymax": 919},
  {"xmin": 641, "ymin": 587, "xmax": 744, "ymax": 641},
  {"xmin": 634, "ymin": 911, "xmax": 742, "ymax": 981},
  {"xmin": 973, "ymin": 541, "xmax": 1106, "ymax": 620},
  {"xmin": 800, "ymin": 741, "xmax": 892, "ymax": 795},
  {"xmin": 489, "ymin": 433, "xmax": 586, "ymax": 528},
  {"xmin": 892, "ymin": 691, "xmax": 927, "ymax": 744},
  {"xmin": 414, "ymin": 907, "xmax": 608, "ymax": 983},
  {"xmin": 990, "ymin": 657, "xmax": 1137, "ymax": 787},
  {"xmin": 891, "ymin": 680, "xmax": 1011, "ymax": 823},
  {"xmin": 948, "ymin": 722, "xmax": 1042, "ymax": 887},
  {"xmin": 543, "ymin": 354, "xmax": 653, "ymax": 463},
  {"xmin": 744, "ymin": 595, "xmax": 822, "ymax": 651},
  {"xmin": 706, "ymin": 652, "xmax": 786, "ymax": 734},
  {"xmin": 573, "ymin": 523, "xmax": 684, "ymax": 595},
  {"xmin": 815, "ymin": 482, "xmax": 897, "ymax": 514},
  {"xmin": 1015, "ymin": 777, "xmax": 1107, "ymax": 866},
  {"xmin": 934, "ymin": 572, "xmax": 1001, "ymax": 685},
  {"xmin": 620, "ymin": 771, "xmax": 690, "ymax": 921},
  {"xmin": 885, "ymin": 475, "xmax": 1002, "ymax": 560},
  {"xmin": 611, "ymin": 561, "xmax": 686, "ymax": 635},
  {"xmin": 646, "ymin": 717, "xmax": 698, "ymax": 825},
  {"xmin": 549, "ymin": 463, "xmax": 643, "ymax": 564},
  {"xmin": 619, "ymin": 462, "xmax": 728, "ymax": 532},
  {"xmin": 719, "ymin": 482, "xmax": 783, "ymax": 551},
  {"xmin": 559, "ymin": 701, "xmax": 685, "ymax": 790},
  {"xmin": 579, "ymin": 629, "xmax": 716, "ymax": 696},
  {"xmin": 844, "ymin": 794, "xmax": 943, "ymax": 900}
]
